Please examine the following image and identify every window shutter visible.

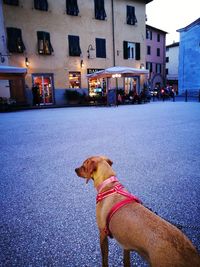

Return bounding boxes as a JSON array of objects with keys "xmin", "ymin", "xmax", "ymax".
[
  {"xmin": 135, "ymin": 43, "xmax": 140, "ymax": 60},
  {"xmin": 7, "ymin": 27, "xmax": 25, "ymax": 53},
  {"xmin": 94, "ymin": 0, "xmax": 106, "ymax": 20},
  {"xmin": 34, "ymin": 0, "xmax": 48, "ymax": 11},
  {"xmin": 37, "ymin": 31, "xmax": 53, "ymax": 55},
  {"xmin": 127, "ymin": 6, "xmax": 137, "ymax": 25},
  {"xmin": 3, "ymin": 0, "xmax": 19, "ymax": 6},
  {"xmin": 96, "ymin": 38, "xmax": 106, "ymax": 58},
  {"xmin": 66, "ymin": 0, "xmax": 79, "ymax": 16},
  {"xmin": 123, "ymin": 41, "xmax": 128, "ymax": 59},
  {"xmin": 68, "ymin": 35, "xmax": 81, "ymax": 56}
]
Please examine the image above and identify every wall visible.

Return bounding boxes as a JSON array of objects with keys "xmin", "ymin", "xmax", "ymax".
[{"xmin": 178, "ymin": 22, "xmax": 200, "ymax": 93}]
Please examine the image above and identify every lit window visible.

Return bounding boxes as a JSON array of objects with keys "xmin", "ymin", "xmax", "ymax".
[
  {"xmin": 37, "ymin": 31, "xmax": 54, "ymax": 55},
  {"xmin": 69, "ymin": 72, "xmax": 81, "ymax": 88}
]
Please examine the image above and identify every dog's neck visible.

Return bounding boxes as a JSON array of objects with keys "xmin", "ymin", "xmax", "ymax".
[{"xmin": 92, "ymin": 162, "xmax": 116, "ymax": 189}]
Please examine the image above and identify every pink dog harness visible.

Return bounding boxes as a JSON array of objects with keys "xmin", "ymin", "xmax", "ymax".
[{"xmin": 96, "ymin": 176, "xmax": 141, "ymax": 238}]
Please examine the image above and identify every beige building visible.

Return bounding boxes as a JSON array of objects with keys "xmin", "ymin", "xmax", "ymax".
[{"xmin": 1, "ymin": 0, "xmax": 152, "ymax": 105}]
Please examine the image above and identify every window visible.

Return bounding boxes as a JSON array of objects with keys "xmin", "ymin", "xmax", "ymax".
[
  {"xmin": 123, "ymin": 41, "xmax": 140, "ymax": 60},
  {"xmin": 166, "ymin": 69, "xmax": 168, "ymax": 75},
  {"xmin": 96, "ymin": 38, "xmax": 106, "ymax": 58},
  {"xmin": 157, "ymin": 33, "xmax": 160, "ymax": 42},
  {"xmin": 34, "ymin": 0, "xmax": 48, "ymax": 11},
  {"xmin": 68, "ymin": 35, "xmax": 81, "ymax": 56},
  {"xmin": 66, "ymin": 0, "xmax": 79, "ymax": 16},
  {"xmin": 166, "ymin": 57, "xmax": 169, "ymax": 63},
  {"xmin": 37, "ymin": 31, "xmax": 53, "ymax": 55},
  {"xmin": 3, "ymin": 0, "xmax": 19, "ymax": 5},
  {"xmin": 6, "ymin": 27, "xmax": 25, "ymax": 53},
  {"xmin": 146, "ymin": 29, "xmax": 152, "ymax": 40},
  {"xmin": 147, "ymin": 45, "xmax": 151, "ymax": 55},
  {"xmin": 69, "ymin": 72, "xmax": 81, "ymax": 88},
  {"xmin": 146, "ymin": 62, "xmax": 152, "ymax": 72},
  {"xmin": 127, "ymin": 6, "xmax": 137, "ymax": 25},
  {"xmin": 94, "ymin": 0, "xmax": 106, "ymax": 20},
  {"xmin": 156, "ymin": 63, "xmax": 161, "ymax": 73},
  {"xmin": 157, "ymin": 48, "xmax": 160, "ymax": 57}
]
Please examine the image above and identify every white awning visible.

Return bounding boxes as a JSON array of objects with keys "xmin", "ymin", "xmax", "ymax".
[
  {"xmin": 0, "ymin": 65, "xmax": 27, "ymax": 74},
  {"xmin": 87, "ymin": 66, "xmax": 149, "ymax": 79}
]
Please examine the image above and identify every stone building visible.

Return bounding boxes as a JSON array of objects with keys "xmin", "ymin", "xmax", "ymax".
[
  {"xmin": 177, "ymin": 18, "xmax": 200, "ymax": 94},
  {"xmin": 1, "ymin": 0, "xmax": 152, "ymax": 105},
  {"xmin": 166, "ymin": 42, "xmax": 179, "ymax": 94},
  {"xmin": 146, "ymin": 24, "xmax": 167, "ymax": 91}
]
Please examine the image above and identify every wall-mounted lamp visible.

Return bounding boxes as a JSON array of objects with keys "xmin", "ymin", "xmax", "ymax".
[
  {"xmin": 112, "ymin": 74, "xmax": 121, "ymax": 78},
  {"xmin": 80, "ymin": 59, "xmax": 84, "ymax": 68},
  {"xmin": 140, "ymin": 63, "xmax": 145, "ymax": 69},
  {"xmin": 25, "ymin": 57, "xmax": 30, "ymax": 67},
  {"xmin": 87, "ymin": 44, "xmax": 95, "ymax": 59}
]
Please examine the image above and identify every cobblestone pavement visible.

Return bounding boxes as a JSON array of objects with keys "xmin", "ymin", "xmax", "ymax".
[{"xmin": 0, "ymin": 102, "xmax": 200, "ymax": 266}]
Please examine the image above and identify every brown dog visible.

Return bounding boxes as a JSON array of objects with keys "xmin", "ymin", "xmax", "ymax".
[{"xmin": 75, "ymin": 156, "xmax": 200, "ymax": 267}]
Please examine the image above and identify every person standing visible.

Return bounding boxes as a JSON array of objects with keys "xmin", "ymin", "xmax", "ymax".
[{"xmin": 32, "ymin": 83, "xmax": 40, "ymax": 106}]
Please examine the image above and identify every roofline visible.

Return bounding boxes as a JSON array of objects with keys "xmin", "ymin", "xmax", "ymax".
[
  {"xmin": 177, "ymin": 17, "xmax": 200, "ymax": 32},
  {"xmin": 146, "ymin": 24, "xmax": 168, "ymax": 34},
  {"xmin": 166, "ymin": 42, "xmax": 179, "ymax": 48},
  {"xmin": 134, "ymin": 0, "xmax": 153, "ymax": 4}
]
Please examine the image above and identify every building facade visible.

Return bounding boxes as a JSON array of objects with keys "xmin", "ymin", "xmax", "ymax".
[
  {"xmin": 146, "ymin": 24, "xmax": 167, "ymax": 91},
  {"xmin": 166, "ymin": 42, "xmax": 179, "ymax": 94},
  {"xmin": 1, "ymin": 0, "xmax": 152, "ymax": 106},
  {"xmin": 177, "ymin": 18, "xmax": 200, "ymax": 94}
]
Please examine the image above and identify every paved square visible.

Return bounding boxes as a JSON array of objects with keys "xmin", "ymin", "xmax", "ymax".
[{"xmin": 0, "ymin": 102, "xmax": 200, "ymax": 266}]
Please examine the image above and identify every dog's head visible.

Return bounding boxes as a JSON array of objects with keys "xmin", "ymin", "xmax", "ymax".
[{"xmin": 75, "ymin": 156, "xmax": 113, "ymax": 184}]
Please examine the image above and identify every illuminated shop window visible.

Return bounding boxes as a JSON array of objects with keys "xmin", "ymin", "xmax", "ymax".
[{"xmin": 69, "ymin": 72, "xmax": 81, "ymax": 88}]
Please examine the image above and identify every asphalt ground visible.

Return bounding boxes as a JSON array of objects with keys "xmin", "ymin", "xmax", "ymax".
[{"xmin": 0, "ymin": 102, "xmax": 200, "ymax": 267}]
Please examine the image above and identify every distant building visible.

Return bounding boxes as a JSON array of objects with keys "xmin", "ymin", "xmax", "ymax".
[
  {"xmin": 177, "ymin": 18, "xmax": 200, "ymax": 94},
  {"xmin": 146, "ymin": 25, "xmax": 167, "ymax": 91},
  {"xmin": 166, "ymin": 42, "xmax": 179, "ymax": 94}
]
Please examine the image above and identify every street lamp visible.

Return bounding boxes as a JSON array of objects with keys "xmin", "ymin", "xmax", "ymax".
[{"xmin": 87, "ymin": 44, "xmax": 95, "ymax": 59}]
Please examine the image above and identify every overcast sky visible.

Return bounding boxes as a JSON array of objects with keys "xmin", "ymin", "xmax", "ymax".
[{"xmin": 146, "ymin": 0, "xmax": 200, "ymax": 45}]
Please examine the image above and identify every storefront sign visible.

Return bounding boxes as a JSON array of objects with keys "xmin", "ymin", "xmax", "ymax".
[{"xmin": 87, "ymin": 68, "xmax": 103, "ymax": 74}]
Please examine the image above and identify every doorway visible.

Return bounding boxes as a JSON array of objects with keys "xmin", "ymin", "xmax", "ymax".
[
  {"xmin": 32, "ymin": 74, "xmax": 54, "ymax": 105},
  {"xmin": 124, "ymin": 77, "xmax": 139, "ymax": 95}
]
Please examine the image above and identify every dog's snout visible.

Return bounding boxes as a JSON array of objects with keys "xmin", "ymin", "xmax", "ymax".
[{"xmin": 75, "ymin": 168, "xmax": 79, "ymax": 174}]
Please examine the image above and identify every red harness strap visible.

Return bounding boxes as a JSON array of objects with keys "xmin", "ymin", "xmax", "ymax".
[{"xmin": 96, "ymin": 181, "xmax": 141, "ymax": 238}]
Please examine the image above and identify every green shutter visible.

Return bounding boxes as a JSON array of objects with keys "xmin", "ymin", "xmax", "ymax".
[
  {"xmin": 123, "ymin": 41, "xmax": 128, "ymax": 59},
  {"xmin": 135, "ymin": 43, "xmax": 140, "ymax": 60}
]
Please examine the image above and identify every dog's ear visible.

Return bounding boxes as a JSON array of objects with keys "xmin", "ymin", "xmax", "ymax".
[
  {"xmin": 86, "ymin": 159, "xmax": 97, "ymax": 177},
  {"xmin": 100, "ymin": 156, "xmax": 113, "ymax": 166}
]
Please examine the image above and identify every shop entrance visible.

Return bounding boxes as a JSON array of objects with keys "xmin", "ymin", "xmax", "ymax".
[
  {"xmin": 32, "ymin": 74, "xmax": 54, "ymax": 105},
  {"xmin": 124, "ymin": 77, "xmax": 139, "ymax": 95}
]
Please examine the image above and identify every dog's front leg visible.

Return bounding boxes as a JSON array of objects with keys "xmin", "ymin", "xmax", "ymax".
[
  {"xmin": 123, "ymin": 249, "xmax": 130, "ymax": 267},
  {"xmin": 100, "ymin": 230, "xmax": 109, "ymax": 267}
]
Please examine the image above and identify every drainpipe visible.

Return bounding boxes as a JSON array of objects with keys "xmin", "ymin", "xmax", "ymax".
[{"xmin": 111, "ymin": 0, "xmax": 116, "ymax": 66}]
